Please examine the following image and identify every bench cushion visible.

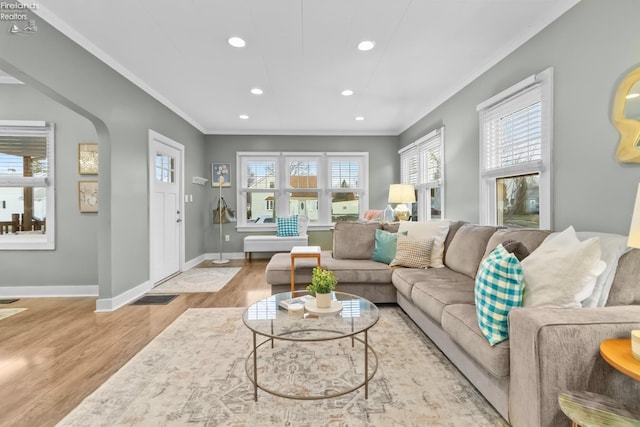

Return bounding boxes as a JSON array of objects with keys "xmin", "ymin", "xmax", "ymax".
[{"xmin": 243, "ymin": 235, "xmax": 308, "ymax": 252}]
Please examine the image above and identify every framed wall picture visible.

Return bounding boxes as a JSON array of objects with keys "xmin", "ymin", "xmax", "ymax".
[
  {"xmin": 78, "ymin": 143, "xmax": 99, "ymax": 175},
  {"xmin": 212, "ymin": 163, "xmax": 231, "ymax": 187},
  {"xmin": 79, "ymin": 181, "xmax": 99, "ymax": 213}
]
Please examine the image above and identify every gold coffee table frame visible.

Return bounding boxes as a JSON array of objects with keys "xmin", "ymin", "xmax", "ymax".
[{"xmin": 242, "ymin": 291, "xmax": 379, "ymax": 401}]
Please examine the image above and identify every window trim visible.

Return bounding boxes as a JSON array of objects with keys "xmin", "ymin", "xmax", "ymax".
[
  {"xmin": 399, "ymin": 126, "xmax": 444, "ymax": 221},
  {"xmin": 477, "ymin": 68, "xmax": 553, "ymax": 229},
  {"xmin": 236, "ymin": 151, "xmax": 368, "ymax": 231},
  {"xmin": 0, "ymin": 120, "xmax": 55, "ymax": 250}
]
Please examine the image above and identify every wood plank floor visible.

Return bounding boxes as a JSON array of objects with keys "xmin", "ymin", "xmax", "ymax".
[{"xmin": 0, "ymin": 259, "xmax": 271, "ymax": 427}]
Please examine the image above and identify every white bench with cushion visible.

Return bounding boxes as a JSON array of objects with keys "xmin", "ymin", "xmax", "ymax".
[{"xmin": 243, "ymin": 216, "xmax": 308, "ymax": 261}]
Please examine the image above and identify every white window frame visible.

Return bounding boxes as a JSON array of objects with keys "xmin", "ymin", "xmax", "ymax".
[
  {"xmin": 236, "ymin": 151, "xmax": 368, "ymax": 231},
  {"xmin": 399, "ymin": 126, "xmax": 444, "ymax": 221},
  {"xmin": 477, "ymin": 68, "xmax": 553, "ymax": 229},
  {"xmin": 0, "ymin": 120, "xmax": 55, "ymax": 250}
]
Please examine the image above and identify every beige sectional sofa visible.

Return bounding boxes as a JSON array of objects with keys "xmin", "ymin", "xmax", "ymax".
[{"xmin": 264, "ymin": 221, "xmax": 640, "ymax": 426}]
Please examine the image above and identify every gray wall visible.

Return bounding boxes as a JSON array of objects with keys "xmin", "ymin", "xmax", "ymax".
[
  {"xmin": 0, "ymin": 84, "xmax": 99, "ymax": 286},
  {"xmin": 400, "ymin": 0, "xmax": 640, "ymax": 234},
  {"xmin": 205, "ymin": 135, "xmax": 399, "ymax": 252},
  {"xmin": 0, "ymin": 12, "xmax": 208, "ymax": 298}
]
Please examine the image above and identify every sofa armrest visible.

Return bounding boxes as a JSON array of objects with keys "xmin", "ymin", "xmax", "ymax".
[{"xmin": 508, "ymin": 306, "xmax": 640, "ymax": 427}]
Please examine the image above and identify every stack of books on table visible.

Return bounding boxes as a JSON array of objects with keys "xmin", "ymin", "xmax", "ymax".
[{"xmin": 279, "ymin": 295, "xmax": 315, "ymax": 311}]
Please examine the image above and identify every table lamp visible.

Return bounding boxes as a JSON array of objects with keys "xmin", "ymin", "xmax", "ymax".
[{"xmin": 388, "ymin": 184, "xmax": 416, "ymax": 221}]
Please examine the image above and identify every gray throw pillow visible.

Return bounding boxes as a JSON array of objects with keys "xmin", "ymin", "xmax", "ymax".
[{"xmin": 502, "ymin": 239, "xmax": 530, "ymax": 261}]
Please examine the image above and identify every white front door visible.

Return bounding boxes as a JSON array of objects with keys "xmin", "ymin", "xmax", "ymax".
[{"xmin": 149, "ymin": 130, "xmax": 184, "ymax": 284}]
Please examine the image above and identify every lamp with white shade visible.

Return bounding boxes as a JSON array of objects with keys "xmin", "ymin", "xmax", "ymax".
[{"xmin": 388, "ymin": 184, "xmax": 416, "ymax": 221}]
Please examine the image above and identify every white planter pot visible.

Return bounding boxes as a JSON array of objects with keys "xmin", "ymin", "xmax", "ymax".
[{"xmin": 315, "ymin": 292, "xmax": 331, "ymax": 308}]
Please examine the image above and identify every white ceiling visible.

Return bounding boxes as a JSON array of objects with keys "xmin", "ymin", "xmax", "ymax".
[{"xmin": 30, "ymin": 0, "xmax": 580, "ymax": 135}]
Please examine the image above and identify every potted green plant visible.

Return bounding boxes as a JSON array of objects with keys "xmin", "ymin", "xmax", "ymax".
[{"xmin": 306, "ymin": 267, "xmax": 337, "ymax": 308}]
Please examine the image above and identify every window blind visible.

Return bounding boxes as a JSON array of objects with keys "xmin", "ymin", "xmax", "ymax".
[
  {"xmin": 481, "ymin": 84, "xmax": 542, "ymax": 173},
  {"xmin": 400, "ymin": 129, "xmax": 441, "ymax": 187}
]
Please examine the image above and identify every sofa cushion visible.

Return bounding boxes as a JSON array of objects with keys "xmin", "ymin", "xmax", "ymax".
[
  {"xmin": 445, "ymin": 224, "xmax": 500, "ymax": 278},
  {"xmin": 482, "ymin": 228, "xmax": 551, "ymax": 260},
  {"xmin": 398, "ymin": 220, "xmax": 450, "ymax": 268},
  {"xmin": 265, "ymin": 251, "xmax": 392, "ymax": 285},
  {"xmin": 475, "ymin": 244, "xmax": 524, "ymax": 346},
  {"xmin": 392, "ymin": 267, "xmax": 433, "ymax": 300},
  {"xmin": 390, "ymin": 235, "xmax": 433, "ymax": 269},
  {"xmin": 408, "ymin": 268, "xmax": 475, "ymax": 323},
  {"xmin": 607, "ymin": 248, "xmax": 640, "ymax": 306},
  {"xmin": 442, "ymin": 220, "xmax": 467, "ymax": 265},
  {"xmin": 441, "ymin": 304, "xmax": 511, "ymax": 379},
  {"xmin": 332, "ymin": 222, "xmax": 382, "ymax": 260}
]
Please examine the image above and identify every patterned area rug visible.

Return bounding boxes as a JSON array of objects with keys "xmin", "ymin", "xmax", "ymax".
[
  {"xmin": 0, "ymin": 308, "xmax": 26, "ymax": 321},
  {"xmin": 147, "ymin": 267, "xmax": 241, "ymax": 294},
  {"xmin": 58, "ymin": 307, "xmax": 507, "ymax": 426}
]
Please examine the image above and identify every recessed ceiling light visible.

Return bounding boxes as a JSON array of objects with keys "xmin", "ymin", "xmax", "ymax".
[
  {"xmin": 251, "ymin": 88, "xmax": 263, "ymax": 95},
  {"xmin": 627, "ymin": 93, "xmax": 640, "ymax": 99},
  {"xmin": 228, "ymin": 37, "xmax": 246, "ymax": 48},
  {"xmin": 341, "ymin": 89, "xmax": 354, "ymax": 96},
  {"xmin": 357, "ymin": 40, "xmax": 375, "ymax": 51},
  {"xmin": 239, "ymin": 114, "xmax": 249, "ymax": 120},
  {"xmin": 355, "ymin": 116, "xmax": 365, "ymax": 121}
]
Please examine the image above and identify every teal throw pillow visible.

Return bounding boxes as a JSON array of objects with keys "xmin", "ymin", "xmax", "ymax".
[
  {"xmin": 276, "ymin": 215, "xmax": 299, "ymax": 237},
  {"xmin": 475, "ymin": 244, "xmax": 524, "ymax": 346},
  {"xmin": 371, "ymin": 229, "xmax": 406, "ymax": 264}
]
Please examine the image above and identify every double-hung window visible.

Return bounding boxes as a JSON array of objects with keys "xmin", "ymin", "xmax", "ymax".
[
  {"xmin": 0, "ymin": 120, "xmax": 55, "ymax": 249},
  {"xmin": 399, "ymin": 127, "xmax": 444, "ymax": 221},
  {"xmin": 477, "ymin": 68, "xmax": 552, "ymax": 229},
  {"xmin": 237, "ymin": 152, "xmax": 368, "ymax": 229}
]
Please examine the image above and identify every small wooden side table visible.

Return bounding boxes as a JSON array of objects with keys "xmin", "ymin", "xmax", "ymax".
[
  {"xmin": 290, "ymin": 246, "xmax": 321, "ymax": 293},
  {"xmin": 559, "ymin": 339, "xmax": 640, "ymax": 426},
  {"xmin": 600, "ymin": 338, "xmax": 640, "ymax": 381}
]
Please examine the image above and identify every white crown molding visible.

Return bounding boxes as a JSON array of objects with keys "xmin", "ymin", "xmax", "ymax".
[
  {"xmin": 206, "ymin": 129, "xmax": 398, "ymax": 136},
  {"xmin": 399, "ymin": 0, "xmax": 580, "ymax": 135},
  {"xmin": 32, "ymin": 5, "xmax": 207, "ymax": 134},
  {"xmin": 0, "ymin": 75, "xmax": 24, "ymax": 85}
]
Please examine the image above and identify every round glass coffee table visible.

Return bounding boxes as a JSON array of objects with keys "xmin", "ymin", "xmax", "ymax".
[{"xmin": 242, "ymin": 291, "xmax": 379, "ymax": 401}]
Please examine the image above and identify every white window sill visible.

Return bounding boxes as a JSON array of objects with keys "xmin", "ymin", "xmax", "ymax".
[
  {"xmin": 235, "ymin": 223, "xmax": 335, "ymax": 233},
  {"xmin": 0, "ymin": 233, "xmax": 54, "ymax": 250}
]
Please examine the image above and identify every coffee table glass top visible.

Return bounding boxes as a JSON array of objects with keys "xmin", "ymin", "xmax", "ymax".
[{"xmin": 243, "ymin": 291, "xmax": 379, "ymax": 340}]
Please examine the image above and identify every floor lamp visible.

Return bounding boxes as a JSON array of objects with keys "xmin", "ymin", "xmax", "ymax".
[{"xmin": 213, "ymin": 177, "xmax": 230, "ymax": 264}]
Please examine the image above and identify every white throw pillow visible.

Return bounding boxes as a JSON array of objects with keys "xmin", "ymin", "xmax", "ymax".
[
  {"xmin": 297, "ymin": 215, "xmax": 309, "ymax": 236},
  {"xmin": 398, "ymin": 220, "xmax": 450, "ymax": 268},
  {"xmin": 576, "ymin": 232, "xmax": 630, "ymax": 307},
  {"xmin": 521, "ymin": 226, "xmax": 607, "ymax": 308}
]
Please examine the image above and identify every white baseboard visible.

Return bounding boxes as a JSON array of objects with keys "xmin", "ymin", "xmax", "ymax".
[
  {"xmin": 0, "ymin": 285, "xmax": 99, "ymax": 298},
  {"xmin": 205, "ymin": 252, "xmax": 246, "ymax": 261},
  {"xmin": 2, "ymin": 251, "xmax": 250, "ymax": 311},
  {"xmin": 184, "ymin": 254, "xmax": 206, "ymax": 270},
  {"xmin": 95, "ymin": 280, "xmax": 152, "ymax": 312}
]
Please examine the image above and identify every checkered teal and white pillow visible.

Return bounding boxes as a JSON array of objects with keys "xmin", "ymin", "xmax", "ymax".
[
  {"xmin": 475, "ymin": 244, "xmax": 524, "ymax": 346},
  {"xmin": 276, "ymin": 216, "xmax": 299, "ymax": 237}
]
